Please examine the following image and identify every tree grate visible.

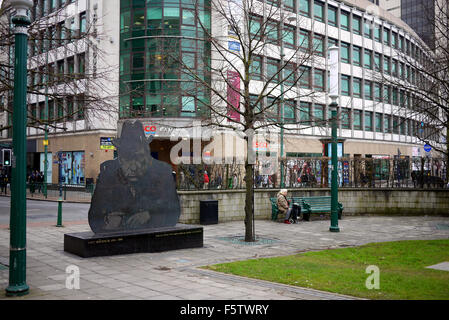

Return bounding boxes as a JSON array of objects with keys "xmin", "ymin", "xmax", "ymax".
[
  {"xmin": 217, "ymin": 236, "xmax": 279, "ymax": 246},
  {"xmin": 435, "ymin": 223, "xmax": 449, "ymax": 230}
]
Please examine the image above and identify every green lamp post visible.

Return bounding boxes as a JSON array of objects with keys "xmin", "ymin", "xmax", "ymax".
[
  {"xmin": 328, "ymin": 45, "xmax": 340, "ymax": 233},
  {"xmin": 6, "ymin": 0, "xmax": 33, "ymax": 297}
]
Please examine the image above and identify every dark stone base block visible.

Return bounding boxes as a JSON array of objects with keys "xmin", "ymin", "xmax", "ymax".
[{"xmin": 64, "ymin": 224, "xmax": 203, "ymax": 258}]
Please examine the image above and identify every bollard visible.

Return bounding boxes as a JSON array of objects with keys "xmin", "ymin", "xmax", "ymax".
[{"xmin": 56, "ymin": 197, "xmax": 64, "ymax": 227}]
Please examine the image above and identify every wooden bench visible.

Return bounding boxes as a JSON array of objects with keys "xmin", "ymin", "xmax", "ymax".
[
  {"xmin": 270, "ymin": 196, "xmax": 343, "ymax": 221},
  {"xmin": 297, "ymin": 196, "xmax": 343, "ymax": 221}
]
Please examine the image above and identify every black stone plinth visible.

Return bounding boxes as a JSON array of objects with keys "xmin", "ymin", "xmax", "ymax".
[{"xmin": 64, "ymin": 224, "xmax": 203, "ymax": 258}]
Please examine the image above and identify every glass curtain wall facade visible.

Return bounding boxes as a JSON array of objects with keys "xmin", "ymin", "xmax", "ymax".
[{"xmin": 119, "ymin": 0, "xmax": 211, "ymax": 119}]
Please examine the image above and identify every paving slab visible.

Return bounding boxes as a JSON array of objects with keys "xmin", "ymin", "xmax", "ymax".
[{"xmin": 0, "ymin": 216, "xmax": 448, "ymax": 300}]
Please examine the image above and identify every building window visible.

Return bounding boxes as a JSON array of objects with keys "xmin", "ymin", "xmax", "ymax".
[
  {"xmin": 353, "ymin": 110, "xmax": 362, "ymax": 130},
  {"xmin": 374, "ymin": 24, "xmax": 381, "ymax": 42},
  {"xmin": 79, "ymin": 11, "xmax": 86, "ymax": 35},
  {"xmin": 328, "ymin": 37, "xmax": 338, "ymax": 49},
  {"xmin": 299, "ymin": 66, "xmax": 311, "ymax": 89},
  {"xmin": 399, "ymin": 36, "xmax": 404, "ymax": 52},
  {"xmin": 283, "ymin": 25, "xmax": 296, "ymax": 49},
  {"xmin": 363, "ymin": 19, "xmax": 372, "ymax": 38},
  {"xmin": 299, "ymin": 29, "xmax": 310, "ymax": 52},
  {"xmin": 374, "ymin": 53, "xmax": 381, "ymax": 72},
  {"xmin": 353, "ymin": 77, "xmax": 362, "ymax": 98},
  {"xmin": 132, "ymin": 52, "xmax": 145, "ymax": 70},
  {"xmin": 341, "ymin": 11, "xmax": 349, "ymax": 31},
  {"xmin": 364, "ymin": 80, "xmax": 373, "ymax": 100},
  {"xmin": 76, "ymin": 94, "xmax": 85, "ymax": 120},
  {"xmin": 383, "ymin": 56, "xmax": 390, "ymax": 74},
  {"xmin": 383, "ymin": 85, "xmax": 391, "ymax": 104},
  {"xmin": 313, "ymin": 69, "xmax": 325, "ymax": 91},
  {"xmin": 341, "ymin": 42, "xmax": 350, "ymax": 63},
  {"xmin": 383, "ymin": 27, "xmax": 390, "ymax": 46},
  {"xmin": 328, "ymin": 5, "xmax": 338, "ymax": 27},
  {"xmin": 384, "ymin": 114, "xmax": 391, "ymax": 133},
  {"xmin": 300, "ymin": 102, "xmax": 311, "ymax": 122},
  {"xmin": 284, "ymin": 100, "xmax": 296, "ymax": 122},
  {"xmin": 341, "ymin": 108, "xmax": 351, "ymax": 129},
  {"xmin": 391, "ymin": 32, "xmax": 397, "ymax": 48},
  {"xmin": 250, "ymin": 56, "xmax": 262, "ymax": 81},
  {"xmin": 78, "ymin": 53, "xmax": 85, "ymax": 78},
  {"xmin": 375, "ymin": 113, "xmax": 382, "ymax": 132},
  {"xmin": 314, "ymin": 104, "xmax": 325, "ymax": 125},
  {"xmin": 313, "ymin": 34, "xmax": 324, "ymax": 57},
  {"xmin": 374, "ymin": 83, "xmax": 382, "ymax": 102},
  {"xmin": 341, "ymin": 75, "xmax": 350, "ymax": 96},
  {"xmin": 353, "ymin": 46, "xmax": 361, "ymax": 66},
  {"xmin": 181, "ymin": 96, "xmax": 196, "ymax": 117},
  {"xmin": 249, "ymin": 15, "xmax": 262, "ymax": 40},
  {"xmin": 267, "ymin": 58, "xmax": 280, "ymax": 83},
  {"xmin": 285, "ymin": 0, "xmax": 295, "ymax": 12},
  {"xmin": 392, "ymin": 88, "xmax": 398, "ymax": 105},
  {"xmin": 400, "ymin": 118, "xmax": 406, "ymax": 135},
  {"xmin": 364, "ymin": 49, "xmax": 372, "ymax": 70},
  {"xmin": 392, "ymin": 60, "xmax": 398, "ymax": 77},
  {"xmin": 365, "ymin": 111, "xmax": 373, "ymax": 131},
  {"xmin": 299, "ymin": 0, "xmax": 310, "ymax": 17},
  {"xmin": 393, "ymin": 116, "xmax": 399, "ymax": 134},
  {"xmin": 266, "ymin": 20, "xmax": 279, "ymax": 45},
  {"xmin": 352, "ymin": 15, "xmax": 361, "ymax": 35},
  {"xmin": 67, "ymin": 57, "xmax": 75, "ymax": 74},
  {"xmin": 313, "ymin": 1, "xmax": 324, "ymax": 22},
  {"xmin": 284, "ymin": 63, "xmax": 297, "ymax": 86}
]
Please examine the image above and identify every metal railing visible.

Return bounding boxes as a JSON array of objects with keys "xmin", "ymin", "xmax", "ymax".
[
  {"xmin": 175, "ymin": 157, "xmax": 448, "ymax": 190},
  {"xmin": 17, "ymin": 182, "xmax": 95, "ymax": 202},
  {"xmin": 0, "ymin": 157, "xmax": 445, "ymax": 203}
]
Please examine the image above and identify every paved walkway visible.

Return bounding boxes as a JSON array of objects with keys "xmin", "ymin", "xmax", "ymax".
[{"xmin": 0, "ymin": 216, "xmax": 448, "ymax": 300}]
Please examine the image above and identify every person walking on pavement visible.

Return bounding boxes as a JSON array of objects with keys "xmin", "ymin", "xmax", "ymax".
[{"xmin": 0, "ymin": 172, "xmax": 6, "ymax": 194}]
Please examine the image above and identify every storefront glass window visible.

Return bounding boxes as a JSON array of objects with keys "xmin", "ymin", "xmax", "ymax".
[{"xmin": 60, "ymin": 151, "xmax": 85, "ymax": 185}]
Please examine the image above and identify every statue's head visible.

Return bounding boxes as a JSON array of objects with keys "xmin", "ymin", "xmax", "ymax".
[{"xmin": 113, "ymin": 121, "xmax": 153, "ymax": 182}]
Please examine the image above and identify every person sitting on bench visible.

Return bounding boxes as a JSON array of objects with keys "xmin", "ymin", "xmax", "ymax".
[{"xmin": 277, "ymin": 189, "xmax": 292, "ymax": 224}]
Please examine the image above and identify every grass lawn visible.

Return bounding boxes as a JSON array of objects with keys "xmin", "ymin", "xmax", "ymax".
[{"xmin": 204, "ymin": 239, "xmax": 449, "ymax": 300}]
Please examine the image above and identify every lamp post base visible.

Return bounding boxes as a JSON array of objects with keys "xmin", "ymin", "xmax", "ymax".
[
  {"xmin": 5, "ymin": 284, "xmax": 29, "ymax": 297},
  {"xmin": 329, "ymin": 226, "xmax": 340, "ymax": 232}
]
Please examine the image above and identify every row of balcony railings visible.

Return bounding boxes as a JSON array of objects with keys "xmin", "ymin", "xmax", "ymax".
[{"xmin": 0, "ymin": 157, "xmax": 446, "ymax": 203}]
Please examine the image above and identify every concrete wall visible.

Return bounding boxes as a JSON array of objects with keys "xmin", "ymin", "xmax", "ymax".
[{"xmin": 177, "ymin": 188, "xmax": 449, "ymax": 224}]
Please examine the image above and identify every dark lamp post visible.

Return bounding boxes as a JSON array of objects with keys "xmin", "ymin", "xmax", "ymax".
[
  {"xmin": 6, "ymin": 0, "xmax": 33, "ymax": 297},
  {"xmin": 328, "ymin": 45, "xmax": 340, "ymax": 233}
]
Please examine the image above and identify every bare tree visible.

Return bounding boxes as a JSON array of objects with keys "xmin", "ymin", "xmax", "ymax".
[
  {"xmin": 0, "ymin": 1, "xmax": 118, "ymax": 135},
  {"xmin": 372, "ymin": 0, "xmax": 449, "ymax": 179},
  {"xmin": 170, "ymin": 0, "xmax": 329, "ymax": 241}
]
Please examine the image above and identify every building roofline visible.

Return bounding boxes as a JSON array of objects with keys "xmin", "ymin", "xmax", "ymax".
[{"xmin": 340, "ymin": 0, "xmax": 430, "ymax": 50}]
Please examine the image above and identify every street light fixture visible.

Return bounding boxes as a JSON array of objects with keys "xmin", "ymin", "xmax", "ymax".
[
  {"xmin": 6, "ymin": 0, "xmax": 33, "ymax": 297},
  {"xmin": 329, "ymin": 45, "xmax": 340, "ymax": 233}
]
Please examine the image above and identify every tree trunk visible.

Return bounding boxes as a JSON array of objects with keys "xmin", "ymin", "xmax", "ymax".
[
  {"xmin": 244, "ymin": 159, "xmax": 255, "ymax": 242},
  {"xmin": 446, "ymin": 119, "xmax": 449, "ymax": 183}
]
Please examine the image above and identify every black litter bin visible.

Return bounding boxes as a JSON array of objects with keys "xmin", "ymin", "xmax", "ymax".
[{"xmin": 200, "ymin": 200, "xmax": 218, "ymax": 225}]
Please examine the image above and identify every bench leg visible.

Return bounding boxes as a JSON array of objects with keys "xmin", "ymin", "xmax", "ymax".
[
  {"xmin": 303, "ymin": 213, "xmax": 310, "ymax": 221},
  {"xmin": 338, "ymin": 211, "xmax": 342, "ymax": 220}
]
